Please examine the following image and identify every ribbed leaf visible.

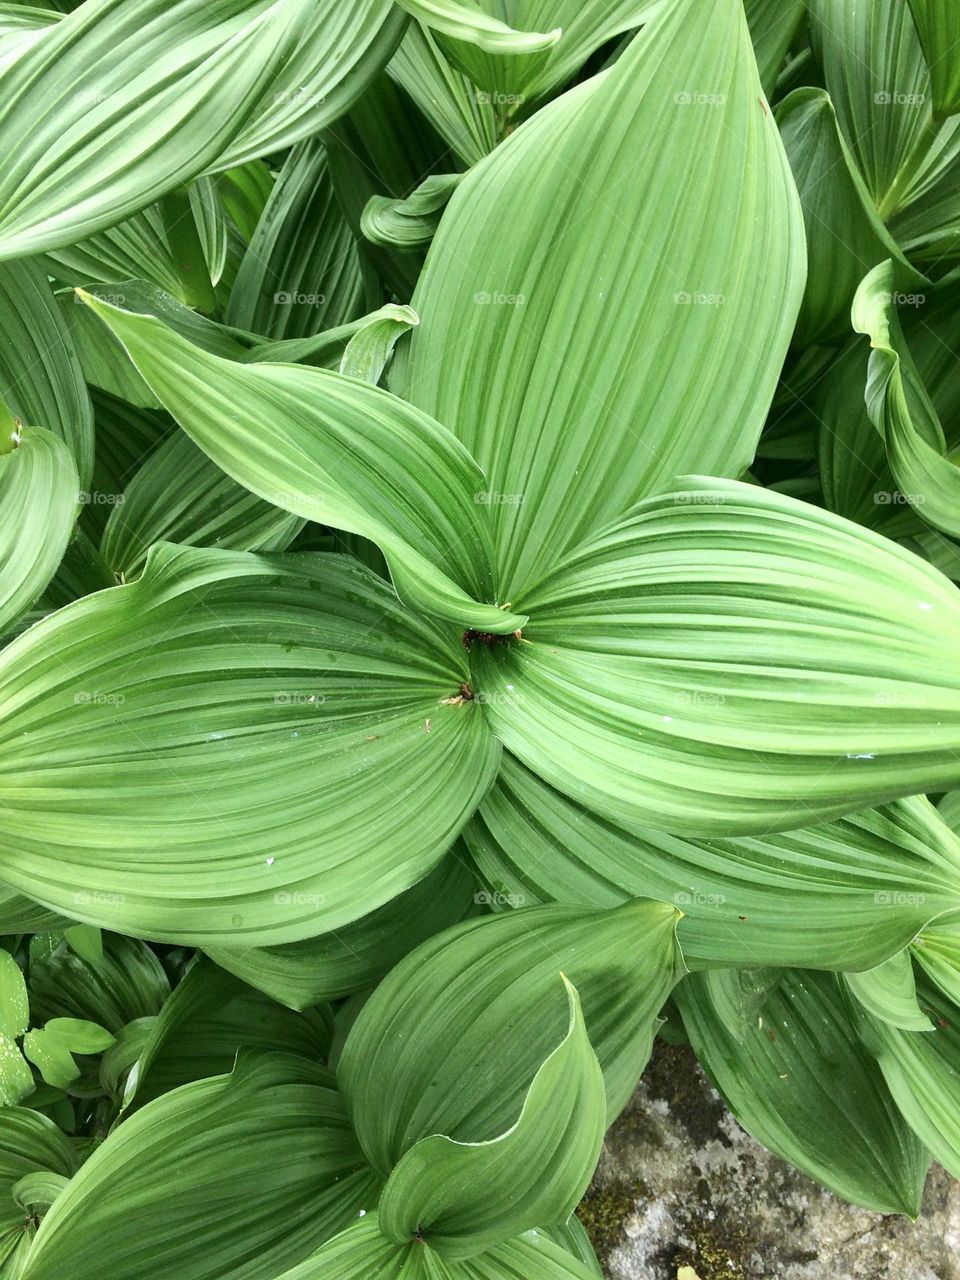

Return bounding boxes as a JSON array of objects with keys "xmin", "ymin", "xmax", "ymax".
[
  {"xmin": 854, "ymin": 260, "xmax": 960, "ymax": 539},
  {"xmin": 378, "ymin": 978, "xmax": 604, "ymax": 1259},
  {"xmin": 80, "ymin": 294, "xmax": 524, "ymax": 633},
  {"xmin": 399, "ymin": 0, "xmax": 804, "ymax": 598},
  {"xmin": 100, "ymin": 428, "xmax": 304, "ymax": 577},
  {"xmin": 845, "ymin": 948, "xmax": 933, "ymax": 1031},
  {"xmin": 0, "ymin": 1109, "xmax": 75, "ymax": 1268},
  {"xmin": 678, "ymin": 969, "xmax": 930, "ymax": 1214},
  {"xmin": 0, "ymin": 0, "xmax": 307, "ymax": 259},
  {"xmin": 744, "ymin": 0, "xmax": 805, "ymax": 95},
  {"xmin": 19, "ymin": 1053, "xmax": 380, "ymax": 1280},
  {"xmin": 28, "ymin": 933, "xmax": 169, "ymax": 1033},
  {"xmin": 907, "ymin": 0, "xmax": 960, "ymax": 117},
  {"xmin": 469, "ymin": 479, "xmax": 960, "ymax": 835},
  {"xmin": 205, "ymin": 853, "xmax": 475, "ymax": 1008},
  {"xmin": 857, "ymin": 971, "xmax": 960, "ymax": 1179},
  {"xmin": 271, "ymin": 1216, "xmax": 600, "ymax": 1280},
  {"xmin": 0, "ymin": 427, "xmax": 79, "ymax": 636},
  {"xmin": 0, "ymin": 258, "xmax": 93, "ymax": 486},
  {"xmin": 0, "ymin": 545, "xmax": 500, "ymax": 945},
  {"xmin": 464, "ymin": 756, "xmax": 960, "ymax": 970},
  {"xmin": 339, "ymin": 899, "xmax": 682, "ymax": 1173}
]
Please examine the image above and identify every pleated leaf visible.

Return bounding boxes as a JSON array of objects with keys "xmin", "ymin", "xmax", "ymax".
[
  {"xmin": 79, "ymin": 294, "xmax": 524, "ymax": 633},
  {"xmin": 0, "ymin": 427, "xmax": 79, "ymax": 637},
  {"xmin": 0, "ymin": 1109, "xmax": 76, "ymax": 1271},
  {"xmin": 0, "ymin": 545, "xmax": 500, "ymax": 945},
  {"xmin": 677, "ymin": 969, "xmax": 930, "ymax": 1214},
  {"xmin": 19, "ymin": 1053, "xmax": 381, "ymax": 1280},
  {"xmin": 399, "ymin": 0, "xmax": 805, "ymax": 599},
  {"xmin": 339, "ymin": 898, "xmax": 683, "ymax": 1174},
  {"xmin": 845, "ymin": 948, "xmax": 933, "ymax": 1032},
  {"xmin": 743, "ymin": 0, "xmax": 806, "ymax": 96},
  {"xmin": 28, "ymin": 933, "xmax": 170, "ymax": 1033},
  {"xmin": 378, "ymin": 977, "xmax": 604, "ymax": 1259},
  {"xmin": 469, "ymin": 479, "xmax": 960, "ymax": 835},
  {"xmin": 907, "ymin": 0, "xmax": 960, "ymax": 117},
  {"xmin": 464, "ymin": 756, "xmax": 960, "ymax": 970}
]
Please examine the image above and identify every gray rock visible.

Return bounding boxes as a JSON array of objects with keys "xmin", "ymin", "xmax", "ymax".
[{"xmin": 577, "ymin": 1042, "xmax": 960, "ymax": 1280}]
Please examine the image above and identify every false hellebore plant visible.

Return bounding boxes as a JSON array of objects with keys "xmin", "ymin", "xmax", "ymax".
[{"xmin": 1, "ymin": 0, "xmax": 960, "ymax": 1276}]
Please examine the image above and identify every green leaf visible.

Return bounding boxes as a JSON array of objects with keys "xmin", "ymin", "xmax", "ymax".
[
  {"xmin": 857, "ymin": 970, "xmax": 960, "ymax": 1179},
  {"xmin": 913, "ymin": 913, "xmax": 960, "ymax": 1003},
  {"xmin": 807, "ymin": 0, "xmax": 945, "ymax": 217},
  {"xmin": 469, "ymin": 478, "xmax": 960, "ymax": 835},
  {"xmin": 0, "ymin": 258, "xmax": 93, "ymax": 487},
  {"xmin": 854, "ymin": 260, "xmax": 960, "ymax": 540},
  {"xmin": 0, "ymin": 427, "xmax": 79, "ymax": 636},
  {"xmin": 27, "ymin": 933, "xmax": 170, "ymax": 1033},
  {"xmin": 0, "ymin": 0, "xmax": 308, "ymax": 259},
  {"xmin": 19, "ymin": 1053, "xmax": 381, "ymax": 1280},
  {"xmin": 394, "ymin": 1, "xmax": 559, "ymax": 56},
  {"xmin": 0, "ymin": 545, "xmax": 500, "ymax": 945},
  {"xmin": 677, "ymin": 969, "xmax": 930, "ymax": 1214},
  {"xmin": 225, "ymin": 140, "xmax": 365, "ymax": 340},
  {"xmin": 845, "ymin": 949, "xmax": 934, "ymax": 1031},
  {"xmin": 398, "ymin": 0, "xmax": 804, "ymax": 598},
  {"xmin": 205, "ymin": 852, "xmax": 476, "ymax": 1008},
  {"xmin": 339, "ymin": 898, "xmax": 682, "ymax": 1173},
  {"xmin": 0, "ymin": 886, "xmax": 66, "ymax": 936},
  {"xmin": 361, "ymin": 175, "xmax": 462, "ymax": 254},
  {"xmin": 271, "ymin": 1215, "xmax": 600, "ymax": 1280},
  {"xmin": 378, "ymin": 976, "xmax": 604, "ymax": 1259},
  {"xmin": 79, "ymin": 293, "xmax": 525, "ymax": 633},
  {"xmin": 100, "ymin": 427, "xmax": 304, "ymax": 578},
  {"xmin": 744, "ymin": 0, "xmax": 806, "ymax": 96},
  {"xmin": 907, "ymin": 0, "xmax": 960, "ymax": 116},
  {"xmin": 129, "ymin": 958, "xmax": 331, "ymax": 1108},
  {"xmin": 465, "ymin": 756, "xmax": 960, "ymax": 969},
  {"xmin": 339, "ymin": 305, "xmax": 419, "ymax": 385},
  {"xmin": 22, "ymin": 1019, "xmax": 114, "ymax": 1090},
  {"xmin": 0, "ymin": 952, "xmax": 27, "ymax": 1042},
  {"xmin": 777, "ymin": 88, "xmax": 919, "ymax": 346},
  {"xmin": 0, "ymin": 1108, "xmax": 75, "ymax": 1263}
]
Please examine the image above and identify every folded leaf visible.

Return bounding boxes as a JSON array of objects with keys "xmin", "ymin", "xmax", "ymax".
[
  {"xmin": 0, "ymin": 545, "xmax": 500, "ymax": 945},
  {"xmin": 79, "ymin": 294, "xmax": 524, "ymax": 633},
  {"xmin": 677, "ymin": 969, "xmax": 930, "ymax": 1214},
  {"xmin": 845, "ymin": 948, "xmax": 934, "ymax": 1031},
  {"xmin": 465, "ymin": 756, "xmax": 960, "ymax": 969},
  {"xmin": 399, "ymin": 0, "xmax": 804, "ymax": 598},
  {"xmin": 339, "ymin": 898, "xmax": 682, "ymax": 1174},
  {"xmin": 20, "ymin": 1053, "xmax": 381, "ymax": 1280},
  {"xmin": 0, "ymin": 427, "xmax": 79, "ymax": 636},
  {"xmin": 854, "ymin": 260, "xmax": 960, "ymax": 540},
  {"xmin": 378, "ymin": 978, "xmax": 604, "ymax": 1258},
  {"xmin": 907, "ymin": 0, "xmax": 960, "ymax": 116},
  {"xmin": 470, "ymin": 479, "xmax": 960, "ymax": 835},
  {"xmin": 0, "ymin": 1109, "xmax": 76, "ymax": 1268}
]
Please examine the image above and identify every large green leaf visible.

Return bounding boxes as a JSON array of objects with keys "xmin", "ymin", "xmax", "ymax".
[
  {"xmin": 271, "ymin": 1215, "xmax": 600, "ymax": 1280},
  {"xmin": 468, "ymin": 479, "xmax": 960, "ymax": 835},
  {"xmin": 378, "ymin": 978, "xmax": 604, "ymax": 1258},
  {"xmin": 19, "ymin": 1053, "xmax": 380, "ymax": 1280},
  {"xmin": 0, "ymin": 258, "xmax": 93, "ymax": 486},
  {"xmin": 206, "ymin": 852, "xmax": 476, "ymax": 1008},
  {"xmin": 0, "ymin": 1109, "xmax": 76, "ymax": 1274},
  {"xmin": 0, "ymin": 0, "xmax": 307, "ymax": 259},
  {"xmin": 79, "ymin": 294, "xmax": 524, "ymax": 633},
  {"xmin": 677, "ymin": 969, "xmax": 930, "ymax": 1214},
  {"xmin": 0, "ymin": 545, "xmax": 500, "ymax": 945},
  {"xmin": 907, "ymin": 0, "xmax": 960, "ymax": 117},
  {"xmin": 398, "ymin": 0, "xmax": 804, "ymax": 598},
  {"xmin": 854, "ymin": 260, "xmax": 960, "ymax": 540},
  {"xmin": 0, "ymin": 427, "xmax": 79, "ymax": 637},
  {"xmin": 464, "ymin": 756, "xmax": 960, "ymax": 970},
  {"xmin": 743, "ymin": 0, "xmax": 806, "ymax": 96},
  {"xmin": 339, "ymin": 899, "xmax": 683, "ymax": 1173}
]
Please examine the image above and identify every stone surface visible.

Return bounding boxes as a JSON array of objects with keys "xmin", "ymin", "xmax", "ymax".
[{"xmin": 578, "ymin": 1041, "xmax": 960, "ymax": 1280}]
